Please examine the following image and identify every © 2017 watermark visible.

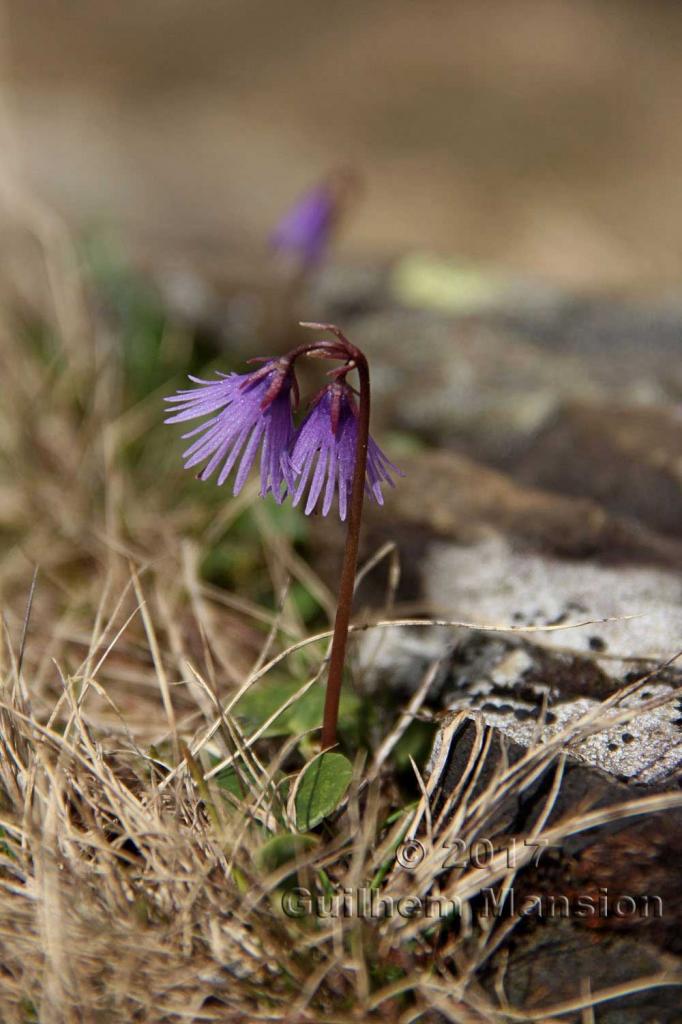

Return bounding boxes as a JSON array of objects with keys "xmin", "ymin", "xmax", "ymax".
[
  {"xmin": 394, "ymin": 836, "xmax": 550, "ymax": 871},
  {"xmin": 281, "ymin": 835, "xmax": 664, "ymax": 921}
]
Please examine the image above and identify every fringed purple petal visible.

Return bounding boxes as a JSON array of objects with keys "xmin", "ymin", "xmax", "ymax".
[
  {"xmin": 198, "ymin": 435, "xmax": 236, "ymax": 482},
  {"xmin": 369, "ymin": 438, "xmax": 403, "ymax": 482},
  {"xmin": 216, "ymin": 426, "xmax": 252, "ymax": 485},
  {"xmin": 234, "ymin": 421, "xmax": 265, "ymax": 494},
  {"xmin": 305, "ymin": 447, "xmax": 330, "ymax": 515},
  {"xmin": 182, "ymin": 418, "xmax": 236, "ymax": 463},
  {"xmin": 199, "ymin": 421, "xmax": 253, "ymax": 483},
  {"xmin": 164, "ymin": 375, "xmax": 242, "ymax": 423},
  {"xmin": 258, "ymin": 391, "xmax": 295, "ymax": 501},
  {"xmin": 180, "ymin": 413, "xmax": 225, "ymax": 441},
  {"xmin": 288, "ymin": 383, "xmax": 401, "ymax": 520},
  {"xmin": 322, "ymin": 448, "xmax": 337, "ymax": 516},
  {"xmin": 291, "ymin": 448, "xmax": 315, "ymax": 508},
  {"xmin": 167, "ymin": 361, "xmax": 401, "ymax": 516},
  {"xmin": 165, "ymin": 364, "xmax": 294, "ymax": 497},
  {"xmin": 338, "ymin": 468, "xmax": 349, "ymax": 522}
]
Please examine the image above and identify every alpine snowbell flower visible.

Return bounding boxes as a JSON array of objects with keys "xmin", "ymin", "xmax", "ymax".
[
  {"xmin": 165, "ymin": 322, "xmax": 401, "ymax": 749},
  {"xmin": 290, "ymin": 382, "xmax": 401, "ymax": 520},
  {"xmin": 164, "ymin": 359, "xmax": 295, "ymax": 501},
  {"xmin": 271, "ymin": 183, "xmax": 335, "ymax": 267},
  {"xmin": 271, "ymin": 169, "xmax": 361, "ymax": 268}
]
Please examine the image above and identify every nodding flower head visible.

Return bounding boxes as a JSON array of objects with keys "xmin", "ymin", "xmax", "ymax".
[
  {"xmin": 164, "ymin": 359, "xmax": 296, "ymax": 501},
  {"xmin": 271, "ymin": 184, "xmax": 335, "ymax": 268},
  {"xmin": 271, "ymin": 169, "xmax": 361, "ymax": 268},
  {"xmin": 289, "ymin": 382, "xmax": 402, "ymax": 521}
]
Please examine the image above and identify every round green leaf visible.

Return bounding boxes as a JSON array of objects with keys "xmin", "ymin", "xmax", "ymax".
[
  {"xmin": 294, "ymin": 752, "xmax": 353, "ymax": 831},
  {"xmin": 256, "ymin": 832, "xmax": 318, "ymax": 874}
]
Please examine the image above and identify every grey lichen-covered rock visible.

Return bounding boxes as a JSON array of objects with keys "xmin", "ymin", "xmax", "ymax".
[
  {"xmin": 423, "ymin": 535, "xmax": 682, "ymax": 783},
  {"xmin": 356, "ymin": 309, "xmax": 601, "ymax": 461},
  {"xmin": 440, "ymin": 634, "xmax": 681, "ymax": 785},
  {"xmin": 425, "ymin": 533, "xmax": 682, "ymax": 669},
  {"xmin": 356, "ymin": 623, "xmax": 452, "ymax": 696},
  {"xmin": 341, "ymin": 446, "xmax": 682, "ymax": 784}
]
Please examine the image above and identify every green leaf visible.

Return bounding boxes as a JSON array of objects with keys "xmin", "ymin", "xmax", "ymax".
[
  {"xmin": 391, "ymin": 721, "xmax": 437, "ymax": 773},
  {"xmin": 234, "ymin": 677, "xmax": 361, "ymax": 740},
  {"xmin": 256, "ymin": 832, "xmax": 318, "ymax": 874},
  {"xmin": 294, "ymin": 752, "xmax": 353, "ymax": 831},
  {"xmin": 290, "ymin": 581, "xmax": 321, "ymax": 625},
  {"xmin": 214, "ymin": 763, "xmax": 252, "ymax": 799}
]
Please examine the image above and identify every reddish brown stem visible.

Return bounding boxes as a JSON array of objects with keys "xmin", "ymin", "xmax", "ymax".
[
  {"xmin": 297, "ymin": 323, "xmax": 371, "ymax": 749},
  {"xmin": 320, "ymin": 345, "xmax": 369, "ymax": 750}
]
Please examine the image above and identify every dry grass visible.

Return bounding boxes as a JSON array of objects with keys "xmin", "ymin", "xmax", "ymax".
[{"xmin": 1, "ymin": 184, "xmax": 682, "ymax": 1022}]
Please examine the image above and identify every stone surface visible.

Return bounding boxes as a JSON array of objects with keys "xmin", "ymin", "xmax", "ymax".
[
  {"xmin": 360, "ymin": 449, "xmax": 682, "ymax": 564},
  {"xmin": 423, "ymin": 714, "xmax": 682, "ymax": 1021},
  {"xmin": 498, "ymin": 926, "xmax": 681, "ymax": 1022},
  {"xmin": 423, "ymin": 533, "xmax": 682, "ymax": 670},
  {"xmin": 439, "ymin": 634, "xmax": 682, "ymax": 785},
  {"xmin": 396, "ymin": 525, "xmax": 682, "ymax": 783},
  {"xmin": 355, "ymin": 309, "xmax": 602, "ymax": 463},
  {"xmin": 310, "ymin": 447, "xmax": 682, "ymax": 634},
  {"xmin": 349, "ymin": 303, "xmax": 682, "ymax": 464},
  {"xmin": 513, "ymin": 401, "xmax": 682, "ymax": 539},
  {"xmin": 334, "ymin": 447, "xmax": 682, "ymax": 784}
]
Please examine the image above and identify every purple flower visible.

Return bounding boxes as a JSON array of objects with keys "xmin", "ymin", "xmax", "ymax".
[
  {"xmin": 271, "ymin": 183, "xmax": 336, "ymax": 267},
  {"xmin": 164, "ymin": 361, "xmax": 295, "ymax": 501},
  {"xmin": 271, "ymin": 170, "xmax": 360, "ymax": 268},
  {"xmin": 289, "ymin": 383, "xmax": 402, "ymax": 520}
]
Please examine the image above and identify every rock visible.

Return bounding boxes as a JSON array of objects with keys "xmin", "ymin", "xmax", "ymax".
[
  {"xmin": 346, "ymin": 301, "xmax": 682, "ymax": 465},
  {"xmin": 354, "ymin": 309, "xmax": 601, "ymax": 463},
  {"xmin": 423, "ymin": 533, "xmax": 682, "ymax": 674},
  {"xmin": 513, "ymin": 401, "xmax": 682, "ymax": 539},
  {"xmin": 309, "ymin": 448, "xmax": 682, "ymax": 637},
  {"xmin": 498, "ymin": 925, "xmax": 681, "ymax": 1022},
  {"xmin": 422, "ymin": 714, "xmax": 682, "ymax": 1021},
  {"xmin": 424, "ymin": 713, "xmax": 639, "ymax": 841},
  {"xmin": 356, "ymin": 624, "xmax": 451, "ymax": 697},
  {"xmin": 360, "ymin": 449, "xmax": 682, "ymax": 564},
  {"xmin": 309, "ymin": 449, "xmax": 682, "ymax": 617},
  {"xmin": 322, "ymin": 448, "xmax": 682, "ymax": 783},
  {"xmin": 419, "ymin": 530, "xmax": 682, "ymax": 782},
  {"xmin": 494, "ymin": 292, "xmax": 682, "ymax": 403},
  {"xmin": 438, "ymin": 633, "xmax": 682, "ymax": 785}
]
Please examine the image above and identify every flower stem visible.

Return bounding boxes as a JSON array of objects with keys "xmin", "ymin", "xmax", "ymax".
[
  {"xmin": 320, "ymin": 342, "xmax": 370, "ymax": 749},
  {"xmin": 297, "ymin": 322, "xmax": 372, "ymax": 749}
]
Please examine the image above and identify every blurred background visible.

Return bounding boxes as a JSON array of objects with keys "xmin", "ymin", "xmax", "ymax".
[
  {"xmin": 3, "ymin": 0, "xmax": 682, "ymax": 290},
  {"xmin": 1, "ymin": 0, "xmax": 682, "ymax": 722}
]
